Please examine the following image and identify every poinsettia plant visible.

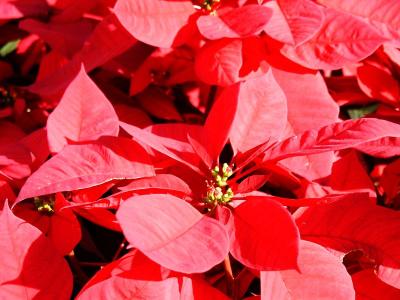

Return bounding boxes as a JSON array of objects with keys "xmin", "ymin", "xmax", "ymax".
[{"xmin": 1, "ymin": 0, "xmax": 400, "ymax": 299}]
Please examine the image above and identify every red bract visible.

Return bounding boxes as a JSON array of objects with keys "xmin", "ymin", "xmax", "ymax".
[
  {"xmin": 0, "ymin": 202, "xmax": 72, "ymax": 299},
  {"xmin": 2, "ymin": 0, "xmax": 400, "ymax": 298},
  {"xmin": 296, "ymin": 195, "xmax": 400, "ymax": 289},
  {"xmin": 261, "ymin": 240, "xmax": 355, "ymax": 299},
  {"xmin": 16, "ymin": 136, "xmax": 155, "ymax": 202},
  {"xmin": 47, "ymin": 65, "xmax": 119, "ymax": 153},
  {"xmin": 13, "ymin": 193, "xmax": 81, "ymax": 255},
  {"xmin": 117, "ymin": 194, "xmax": 229, "ymax": 273}
]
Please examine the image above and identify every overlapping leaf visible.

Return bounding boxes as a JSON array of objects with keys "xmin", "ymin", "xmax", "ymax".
[
  {"xmin": 116, "ymin": 194, "xmax": 229, "ymax": 273},
  {"xmin": 263, "ymin": 0, "xmax": 324, "ymax": 46},
  {"xmin": 114, "ymin": 0, "xmax": 196, "ymax": 48},
  {"xmin": 47, "ymin": 65, "xmax": 119, "ymax": 153},
  {"xmin": 17, "ymin": 137, "xmax": 155, "ymax": 202},
  {"xmin": 231, "ymin": 197, "xmax": 299, "ymax": 270},
  {"xmin": 263, "ymin": 118, "xmax": 400, "ymax": 163},
  {"xmin": 0, "ymin": 203, "xmax": 72, "ymax": 299},
  {"xmin": 261, "ymin": 240, "xmax": 355, "ymax": 300},
  {"xmin": 296, "ymin": 196, "xmax": 400, "ymax": 288},
  {"xmin": 282, "ymin": 8, "xmax": 386, "ymax": 69}
]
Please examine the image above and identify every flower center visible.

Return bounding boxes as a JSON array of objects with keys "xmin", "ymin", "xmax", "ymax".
[
  {"xmin": 193, "ymin": 0, "xmax": 221, "ymax": 13},
  {"xmin": 0, "ymin": 86, "xmax": 15, "ymax": 109},
  {"xmin": 34, "ymin": 196, "xmax": 55, "ymax": 215},
  {"xmin": 205, "ymin": 163, "xmax": 234, "ymax": 206}
]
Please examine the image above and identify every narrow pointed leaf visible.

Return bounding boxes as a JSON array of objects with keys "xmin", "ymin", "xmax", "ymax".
[
  {"xmin": 202, "ymin": 84, "xmax": 239, "ymax": 162},
  {"xmin": 263, "ymin": 118, "xmax": 400, "ymax": 163},
  {"xmin": 17, "ymin": 137, "xmax": 155, "ymax": 202}
]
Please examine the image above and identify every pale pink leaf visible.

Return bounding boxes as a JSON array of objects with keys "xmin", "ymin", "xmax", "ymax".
[
  {"xmin": 261, "ymin": 240, "xmax": 355, "ymax": 300},
  {"xmin": 47, "ymin": 65, "xmax": 119, "ymax": 153},
  {"xmin": 317, "ymin": 0, "xmax": 400, "ymax": 42},
  {"xmin": 197, "ymin": 5, "xmax": 271, "ymax": 40},
  {"xmin": 116, "ymin": 194, "xmax": 229, "ymax": 273},
  {"xmin": 114, "ymin": 0, "xmax": 196, "ymax": 48},
  {"xmin": 263, "ymin": 0, "xmax": 324, "ymax": 46},
  {"xmin": 282, "ymin": 9, "xmax": 386, "ymax": 69},
  {"xmin": 17, "ymin": 137, "xmax": 155, "ymax": 202},
  {"xmin": 230, "ymin": 70, "xmax": 287, "ymax": 153},
  {"xmin": 263, "ymin": 118, "xmax": 400, "ymax": 163},
  {"xmin": 273, "ymin": 68, "xmax": 339, "ymax": 180}
]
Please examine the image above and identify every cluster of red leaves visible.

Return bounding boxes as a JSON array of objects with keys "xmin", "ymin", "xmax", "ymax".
[{"xmin": 2, "ymin": 0, "xmax": 400, "ymax": 299}]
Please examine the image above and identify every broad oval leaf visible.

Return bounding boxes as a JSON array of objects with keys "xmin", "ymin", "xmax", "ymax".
[
  {"xmin": 296, "ymin": 196, "xmax": 400, "ymax": 289},
  {"xmin": 263, "ymin": 0, "xmax": 324, "ymax": 46},
  {"xmin": 195, "ymin": 38, "xmax": 243, "ymax": 86},
  {"xmin": 261, "ymin": 240, "xmax": 355, "ymax": 300},
  {"xmin": 79, "ymin": 276, "xmax": 180, "ymax": 300},
  {"xmin": 17, "ymin": 136, "xmax": 155, "ymax": 202},
  {"xmin": 282, "ymin": 8, "xmax": 386, "ymax": 69},
  {"xmin": 114, "ymin": 0, "xmax": 196, "ymax": 48},
  {"xmin": 78, "ymin": 250, "xmax": 229, "ymax": 300},
  {"xmin": 0, "ymin": 203, "xmax": 72, "ymax": 299},
  {"xmin": 197, "ymin": 5, "xmax": 271, "ymax": 40},
  {"xmin": 230, "ymin": 70, "xmax": 288, "ymax": 153},
  {"xmin": 317, "ymin": 0, "xmax": 400, "ymax": 42},
  {"xmin": 116, "ymin": 194, "xmax": 229, "ymax": 273},
  {"xmin": 231, "ymin": 197, "xmax": 299, "ymax": 270},
  {"xmin": 47, "ymin": 65, "xmax": 119, "ymax": 153}
]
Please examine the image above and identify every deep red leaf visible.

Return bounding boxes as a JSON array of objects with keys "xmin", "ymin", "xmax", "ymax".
[
  {"xmin": 195, "ymin": 38, "xmax": 243, "ymax": 86},
  {"xmin": 231, "ymin": 197, "xmax": 299, "ymax": 270},
  {"xmin": 0, "ymin": 0, "xmax": 48, "ymax": 19},
  {"xmin": 296, "ymin": 195, "xmax": 400, "ymax": 288},
  {"xmin": 0, "ymin": 203, "xmax": 72, "ymax": 299},
  {"xmin": 352, "ymin": 269, "xmax": 400, "ymax": 300}
]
